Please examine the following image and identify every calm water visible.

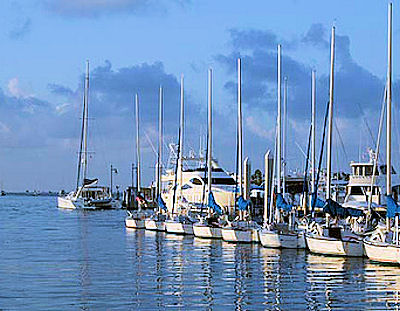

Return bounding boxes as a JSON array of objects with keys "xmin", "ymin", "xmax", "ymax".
[{"xmin": 1, "ymin": 196, "xmax": 400, "ymax": 310}]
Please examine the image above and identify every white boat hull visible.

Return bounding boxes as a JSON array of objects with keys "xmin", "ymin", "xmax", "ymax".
[
  {"xmin": 221, "ymin": 227, "xmax": 252, "ymax": 243},
  {"xmin": 193, "ymin": 224, "xmax": 222, "ymax": 239},
  {"xmin": 58, "ymin": 196, "xmax": 118, "ymax": 210},
  {"xmin": 306, "ymin": 233, "xmax": 364, "ymax": 257},
  {"xmin": 125, "ymin": 218, "xmax": 145, "ymax": 229},
  {"xmin": 364, "ymin": 240, "xmax": 400, "ymax": 264},
  {"xmin": 259, "ymin": 229, "xmax": 301, "ymax": 249},
  {"xmin": 145, "ymin": 219, "xmax": 165, "ymax": 231},
  {"xmin": 165, "ymin": 221, "xmax": 194, "ymax": 235},
  {"xmin": 57, "ymin": 196, "xmax": 79, "ymax": 209}
]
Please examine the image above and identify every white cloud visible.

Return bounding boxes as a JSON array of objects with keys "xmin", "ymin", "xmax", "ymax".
[
  {"xmin": 55, "ymin": 103, "xmax": 72, "ymax": 115},
  {"xmin": 7, "ymin": 78, "xmax": 32, "ymax": 99},
  {"xmin": 245, "ymin": 115, "xmax": 275, "ymax": 139},
  {"xmin": 43, "ymin": 0, "xmax": 189, "ymax": 17}
]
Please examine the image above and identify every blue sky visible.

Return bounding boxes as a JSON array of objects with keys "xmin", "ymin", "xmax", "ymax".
[{"xmin": 0, "ymin": 0, "xmax": 397, "ymax": 191}]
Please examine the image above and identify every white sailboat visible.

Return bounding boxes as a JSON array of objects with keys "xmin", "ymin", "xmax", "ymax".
[
  {"xmin": 165, "ymin": 75, "xmax": 197, "ymax": 235},
  {"xmin": 259, "ymin": 45, "xmax": 304, "ymax": 249},
  {"xmin": 193, "ymin": 68, "xmax": 224, "ymax": 239},
  {"xmin": 363, "ymin": 3, "xmax": 400, "ymax": 264},
  {"xmin": 221, "ymin": 58, "xmax": 260, "ymax": 243},
  {"xmin": 305, "ymin": 27, "xmax": 364, "ymax": 257},
  {"xmin": 125, "ymin": 94, "xmax": 146, "ymax": 229},
  {"xmin": 145, "ymin": 86, "xmax": 167, "ymax": 231},
  {"xmin": 58, "ymin": 61, "xmax": 118, "ymax": 210}
]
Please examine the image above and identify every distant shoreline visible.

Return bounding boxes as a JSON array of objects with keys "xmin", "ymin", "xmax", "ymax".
[{"xmin": 3, "ymin": 192, "xmax": 58, "ymax": 197}]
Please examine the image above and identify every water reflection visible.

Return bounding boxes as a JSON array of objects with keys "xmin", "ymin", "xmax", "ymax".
[
  {"xmin": 77, "ymin": 212, "xmax": 91, "ymax": 310},
  {"xmin": 365, "ymin": 261, "xmax": 400, "ymax": 310},
  {"xmin": 5, "ymin": 196, "xmax": 400, "ymax": 310},
  {"xmin": 305, "ymin": 254, "xmax": 366, "ymax": 310}
]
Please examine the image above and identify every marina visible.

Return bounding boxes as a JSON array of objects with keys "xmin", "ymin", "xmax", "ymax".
[{"xmin": 3, "ymin": 0, "xmax": 400, "ymax": 309}]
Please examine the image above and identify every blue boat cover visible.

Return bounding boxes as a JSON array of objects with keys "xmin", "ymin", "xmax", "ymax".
[
  {"xmin": 237, "ymin": 195, "xmax": 251, "ymax": 211},
  {"xmin": 208, "ymin": 192, "xmax": 223, "ymax": 215},
  {"xmin": 323, "ymin": 198, "xmax": 364, "ymax": 218},
  {"xmin": 276, "ymin": 193, "xmax": 292, "ymax": 212},
  {"xmin": 311, "ymin": 193, "xmax": 327, "ymax": 208},
  {"xmin": 157, "ymin": 195, "xmax": 167, "ymax": 211},
  {"xmin": 386, "ymin": 195, "xmax": 400, "ymax": 218}
]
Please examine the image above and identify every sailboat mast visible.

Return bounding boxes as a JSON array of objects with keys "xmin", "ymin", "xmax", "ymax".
[
  {"xmin": 326, "ymin": 26, "xmax": 335, "ymax": 200},
  {"xmin": 207, "ymin": 68, "xmax": 213, "ymax": 197},
  {"xmin": 82, "ymin": 60, "xmax": 89, "ymax": 181},
  {"xmin": 76, "ymin": 64, "xmax": 86, "ymax": 190},
  {"xmin": 283, "ymin": 76, "xmax": 288, "ymax": 196},
  {"xmin": 311, "ymin": 70, "xmax": 316, "ymax": 196},
  {"xmin": 264, "ymin": 150, "xmax": 271, "ymax": 225},
  {"xmin": 135, "ymin": 94, "xmax": 141, "ymax": 193},
  {"xmin": 237, "ymin": 58, "xmax": 243, "ymax": 196},
  {"xmin": 277, "ymin": 44, "xmax": 282, "ymax": 194},
  {"xmin": 178, "ymin": 75, "xmax": 184, "ymax": 197},
  {"xmin": 158, "ymin": 86, "xmax": 163, "ymax": 199},
  {"xmin": 387, "ymin": 2, "xmax": 392, "ymax": 196}
]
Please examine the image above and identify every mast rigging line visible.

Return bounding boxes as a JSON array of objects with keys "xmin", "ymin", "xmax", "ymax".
[{"xmin": 311, "ymin": 101, "xmax": 330, "ymax": 214}]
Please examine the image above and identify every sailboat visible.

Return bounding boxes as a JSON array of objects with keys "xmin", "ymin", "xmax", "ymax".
[
  {"xmin": 363, "ymin": 3, "xmax": 400, "ymax": 264},
  {"xmin": 193, "ymin": 68, "xmax": 225, "ymax": 239},
  {"xmin": 221, "ymin": 58, "xmax": 260, "ymax": 243},
  {"xmin": 259, "ymin": 45, "xmax": 304, "ymax": 249},
  {"xmin": 125, "ymin": 94, "xmax": 146, "ymax": 229},
  {"xmin": 145, "ymin": 86, "xmax": 167, "ymax": 231},
  {"xmin": 165, "ymin": 75, "xmax": 197, "ymax": 235},
  {"xmin": 58, "ymin": 61, "xmax": 118, "ymax": 210},
  {"xmin": 305, "ymin": 27, "xmax": 364, "ymax": 257}
]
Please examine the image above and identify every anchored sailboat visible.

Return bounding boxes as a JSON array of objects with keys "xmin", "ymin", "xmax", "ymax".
[
  {"xmin": 193, "ymin": 68, "xmax": 225, "ymax": 239},
  {"xmin": 221, "ymin": 58, "xmax": 260, "ymax": 243},
  {"xmin": 259, "ymin": 45, "xmax": 304, "ymax": 249},
  {"xmin": 305, "ymin": 27, "xmax": 365, "ymax": 257},
  {"xmin": 145, "ymin": 86, "xmax": 167, "ymax": 231},
  {"xmin": 126, "ymin": 94, "xmax": 147, "ymax": 228},
  {"xmin": 363, "ymin": 2, "xmax": 400, "ymax": 264},
  {"xmin": 165, "ymin": 75, "xmax": 197, "ymax": 235},
  {"xmin": 58, "ymin": 61, "xmax": 118, "ymax": 210}
]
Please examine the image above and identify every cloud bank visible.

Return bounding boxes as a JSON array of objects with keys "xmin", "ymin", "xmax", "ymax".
[{"xmin": 43, "ymin": 0, "xmax": 190, "ymax": 17}]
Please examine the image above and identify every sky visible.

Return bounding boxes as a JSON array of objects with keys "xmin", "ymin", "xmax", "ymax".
[{"xmin": 0, "ymin": 0, "xmax": 398, "ymax": 191}]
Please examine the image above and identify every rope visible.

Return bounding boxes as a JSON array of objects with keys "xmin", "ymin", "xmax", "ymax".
[{"xmin": 312, "ymin": 101, "xmax": 330, "ymax": 214}]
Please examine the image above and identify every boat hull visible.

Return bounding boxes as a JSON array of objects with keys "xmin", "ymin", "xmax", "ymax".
[
  {"xmin": 364, "ymin": 240, "xmax": 400, "ymax": 264},
  {"xmin": 58, "ymin": 196, "xmax": 118, "ymax": 210},
  {"xmin": 259, "ymin": 229, "xmax": 301, "ymax": 249},
  {"xmin": 221, "ymin": 227, "xmax": 252, "ymax": 243},
  {"xmin": 125, "ymin": 218, "xmax": 145, "ymax": 229},
  {"xmin": 306, "ymin": 233, "xmax": 364, "ymax": 257},
  {"xmin": 165, "ymin": 221, "xmax": 194, "ymax": 235},
  {"xmin": 145, "ymin": 219, "xmax": 165, "ymax": 231},
  {"xmin": 193, "ymin": 224, "xmax": 222, "ymax": 239},
  {"xmin": 57, "ymin": 196, "xmax": 78, "ymax": 209}
]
